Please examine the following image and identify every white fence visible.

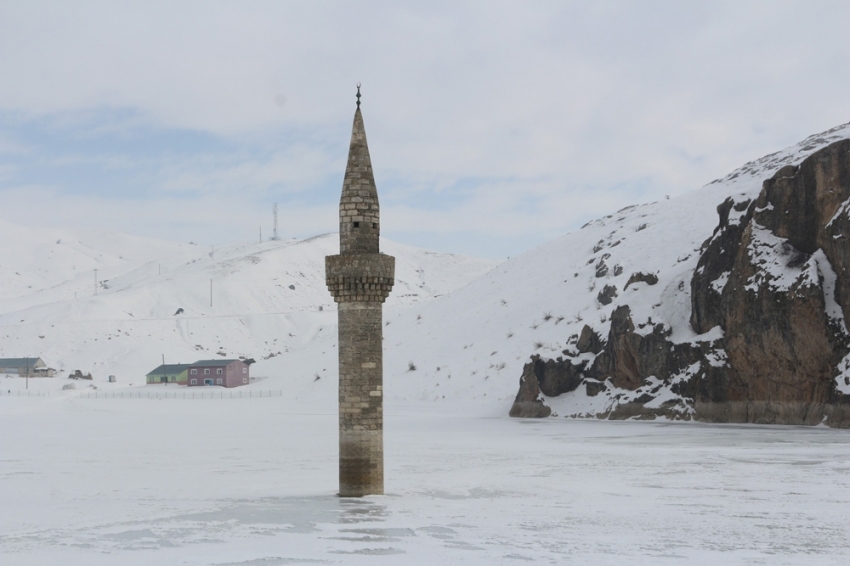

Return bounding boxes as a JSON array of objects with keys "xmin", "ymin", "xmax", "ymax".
[
  {"xmin": 79, "ymin": 389, "xmax": 284, "ymax": 399},
  {"xmin": 0, "ymin": 390, "xmax": 52, "ymax": 397},
  {"xmin": 0, "ymin": 389, "xmax": 284, "ymax": 399}
]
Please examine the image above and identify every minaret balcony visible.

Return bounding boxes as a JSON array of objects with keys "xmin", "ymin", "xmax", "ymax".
[{"xmin": 325, "ymin": 253, "xmax": 395, "ymax": 303}]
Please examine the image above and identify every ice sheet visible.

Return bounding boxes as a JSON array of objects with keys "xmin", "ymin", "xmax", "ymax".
[{"xmin": 1, "ymin": 396, "xmax": 848, "ymax": 565}]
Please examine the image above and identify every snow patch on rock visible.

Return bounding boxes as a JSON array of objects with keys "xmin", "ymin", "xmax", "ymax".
[
  {"xmin": 711, "ymin": 271, "xmax": 730, "ymax": 293},
  {"xmin": 836, "ymin": 354, "xmax": 850, "ymax": 395},
  {"xmin": 826, "ymin": 197, "xmax": 850, "ymax": 229},
  {"xmin": 744, "ymin": 223, "xmax": 817, "ymax": 292},
  {"xmin": 813, "ymin": 250, "xmax": 848, "ymax": 335}
]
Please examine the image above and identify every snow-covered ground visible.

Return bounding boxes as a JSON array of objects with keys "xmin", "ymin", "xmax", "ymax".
[{"xmin": 2, "ymin": 396, "xmax": 848, "ymax": 565}]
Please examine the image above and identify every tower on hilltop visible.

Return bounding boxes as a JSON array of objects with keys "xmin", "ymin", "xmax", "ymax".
[{"xmin": 325, "ymin": 85, "xmax": 395, "ymax": 497}]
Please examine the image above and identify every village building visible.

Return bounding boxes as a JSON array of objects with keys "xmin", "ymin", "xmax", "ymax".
[
  {"xmin": 186, "ymin": 359, "xmax": 249, "ymax": 388},
  {"xmin": 0, "ymin": 358, "xmax": 55, "ymax": 377},
  {"xmin": 145, "ymin": 364, "xmax": 191, "ymax": 385}
]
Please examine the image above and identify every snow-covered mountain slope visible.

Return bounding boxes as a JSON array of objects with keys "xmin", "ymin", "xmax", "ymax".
[
  {"xmin": 0, "ymin": 220, "xmax": 194, "ymax": 309},
  {"xmin": 0, "ymin": 232, "xmax": 498, "ymax": 394},
  {"xmin": 381, "ymin": 121, "xmax": 850, "ymax": 411}
]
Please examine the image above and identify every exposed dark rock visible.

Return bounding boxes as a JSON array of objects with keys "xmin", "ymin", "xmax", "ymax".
[
  {"xmin": 595, "ymin": 262, "xmax": 608, "ymax": 278},
  {"xmin": 509, "ymin": 357, "xmax": 552, "ymax": 418},
  {"xmin": 584, "ymin": 380, "xmax": 606, "ymax": 396},
  {"xmin": 690, "ymin": 196, "xmax": 754, "ymax": 334},
  {"xmin": 755, "ymin": 144, "xmax": 850, "ymax": 324},
  {"xmin": 576, "ymin": 325, "xmax": 604, "ymax": 354},
  {"xmin": 532, "ymin": 354, "xmax": 585, "ymax": 397},
  {"xmin": 586, "ymin": 306, "xmax": 721, "ymax": 392},
  {"xmin": 689, "ymin": 141, "xmax": 850, "ymax": 427},
  {"xmin": 606, "ymin": 401, "xmax": 693, "ymax": 421},
  {"xmin": 711, "ymin": 140, "xmax": 850, "ymax": 426},
  {"xmin": 68, "ymin": 370, "xmax": 93, "ymax": 380},
  {"xmin": 624, "ymin": 272, "xmax": 658, "ymax": 290},
  {"xmin": 597, "ymin": 284, "xmax": 618, "ymax": 305}
]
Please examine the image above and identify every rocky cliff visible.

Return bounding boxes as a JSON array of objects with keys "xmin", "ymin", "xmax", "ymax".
[{"xmin": 511, "ymin": 139, "xmax": 850, "ymax": 427}]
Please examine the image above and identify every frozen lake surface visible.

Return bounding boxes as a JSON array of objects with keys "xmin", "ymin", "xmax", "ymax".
[{"xmin": 2, "ymin": 396, "xmax": 849, "ymax": 565}]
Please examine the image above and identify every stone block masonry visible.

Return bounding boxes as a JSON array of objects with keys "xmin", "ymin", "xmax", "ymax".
[
  {"xmin": 326, "ymin": 254, "xmax": 394, "ymax": 496},
  {"xmin": 336, "ymin": 302, "xmax": 385, "ymax": 495},
  {"xmin": 326, "ymin": 87, "xmax": 394, "ymax": 496},
  {"xmin": 326, "ymin": 254, "xmax": 395, "ymax": 303}
]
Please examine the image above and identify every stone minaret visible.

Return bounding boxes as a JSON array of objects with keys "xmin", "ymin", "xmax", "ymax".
[{"xmin": 325, "ymin": 85, "xmax": 395, "ymax": 497}]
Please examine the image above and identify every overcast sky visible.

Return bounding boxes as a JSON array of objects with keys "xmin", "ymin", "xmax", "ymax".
[{"xmin": 1, "ymin": 1, "xmax": 848, "ymax": 259}]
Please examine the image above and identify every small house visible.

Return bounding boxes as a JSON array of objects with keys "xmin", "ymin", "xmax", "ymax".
[
  {"xmin": 146, "ymin": 364, "xmax": 190, "ymax": 385},
  {"xmin": 0, "ymin": 358, "xmax": 55, "ymax": 377},
  {"xmin": 187, "ymin": 359, "xmax": 249, "ymax": 388}
]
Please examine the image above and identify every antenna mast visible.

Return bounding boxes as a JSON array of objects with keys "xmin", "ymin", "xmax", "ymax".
[{"xmin": 272, "ymin": 203, "xmax": 280, "ymax": 241}]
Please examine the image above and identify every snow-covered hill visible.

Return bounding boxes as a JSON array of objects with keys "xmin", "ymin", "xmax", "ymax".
[
  {"xmin": 0, "ymin": 220, "xmax": 194, "ymax": 310},
  {"xmin": 0, "ymin": 231, "xmax": 498, "ymax": 396}
]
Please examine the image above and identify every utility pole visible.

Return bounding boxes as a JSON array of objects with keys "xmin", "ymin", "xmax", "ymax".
[
  {"xmin": 162, "ymin": 354, "xmax": 167, "ymax": 386},
  {"xmin": 272, "ymin": 203, "xmax": 280, "ymax": 241}
]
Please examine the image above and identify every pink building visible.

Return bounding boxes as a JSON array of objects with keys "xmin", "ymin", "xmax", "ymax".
[{"xmin": 187, "ymin": 359, "xmax": 249, "ymax": 388}]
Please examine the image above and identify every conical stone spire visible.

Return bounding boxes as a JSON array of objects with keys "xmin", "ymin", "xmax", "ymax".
[
  {"xmin": 339, "ymin": 99, "xmax": 380, "ymax": 254},
  {"xmin": 325, "ymin": 85, "xmax": 395, "ymax": 497}
]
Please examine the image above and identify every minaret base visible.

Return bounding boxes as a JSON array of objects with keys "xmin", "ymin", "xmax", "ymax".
[
  {"xmin": 339, "ymin": 429, "xmax": 383, "ymax": 497},
  {"xmin": 336, "ymin": 301, "xmax": 385, "ymax": 497}
]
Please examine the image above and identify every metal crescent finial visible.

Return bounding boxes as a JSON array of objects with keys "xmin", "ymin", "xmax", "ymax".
[{"xmin": 356, "ymin": 83, "xmax": 361, "ymax": 108}]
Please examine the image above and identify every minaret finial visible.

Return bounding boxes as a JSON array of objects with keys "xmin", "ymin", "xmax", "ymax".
[{"xmin": 356, "ymin": 82, "xmax": 361, "ymax": 108}]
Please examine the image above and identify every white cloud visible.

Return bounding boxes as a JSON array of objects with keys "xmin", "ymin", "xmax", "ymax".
[{"xmin": 0, "ymin": 1, "xmax": 848, "ymax": 258}]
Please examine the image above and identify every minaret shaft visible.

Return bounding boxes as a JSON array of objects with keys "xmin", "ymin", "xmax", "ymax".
[
  {"xmin": 326, "ymin": 88, "xmax": 394, "ymax": 497},
  {"xmin": 337, "ymin": 302, "xmax": 384, "ymax": 495}
]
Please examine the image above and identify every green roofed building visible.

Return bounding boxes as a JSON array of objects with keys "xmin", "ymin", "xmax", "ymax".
[{"xmin": 146, "ymin": 364, "xmax": 190, "ymax": 385}]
